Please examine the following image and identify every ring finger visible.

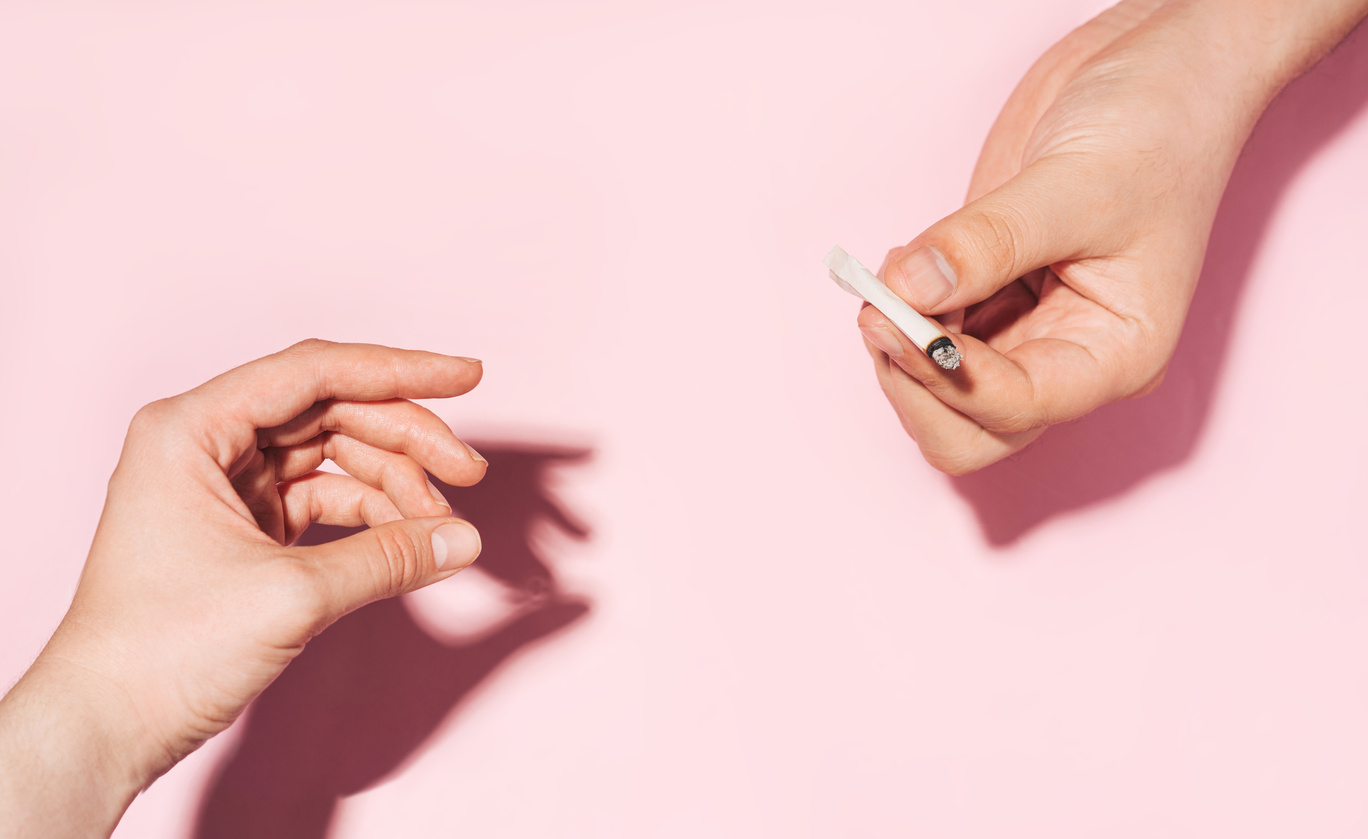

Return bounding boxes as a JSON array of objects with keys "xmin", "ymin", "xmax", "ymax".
[{"xmin": 267, "ymin": 432, "xmax": 452, "ymax": 519}]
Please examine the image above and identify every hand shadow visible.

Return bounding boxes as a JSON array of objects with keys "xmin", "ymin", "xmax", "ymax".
[
  {"xmin": 191, "ymin": 439, "xmax": 594, "ymax": 839},
  {"xmin": 950, "ymin": 26, "xmax": 1368, "ymax": 547}
]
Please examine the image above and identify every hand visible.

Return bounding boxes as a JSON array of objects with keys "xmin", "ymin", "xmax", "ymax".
[
  {"xmin": 859, "ymin": 0, "xmax": 1368, "ymax": 474},
  {"xmin": 0, "ymin": 340, "xmax": 489, "ymax": 838}
]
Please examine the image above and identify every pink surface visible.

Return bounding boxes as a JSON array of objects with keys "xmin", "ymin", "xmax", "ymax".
[{"xmin": 2, "ymin": 1, "xmax": 1367, "ymax": 836}]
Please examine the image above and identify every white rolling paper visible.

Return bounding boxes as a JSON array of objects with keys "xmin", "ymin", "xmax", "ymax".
[{"xmin": 824, "ymin": 245, "xmax": 961, "ymax": 370}]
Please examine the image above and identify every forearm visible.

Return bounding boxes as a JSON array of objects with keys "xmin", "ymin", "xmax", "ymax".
[
  {"xmin": 1094, "ymin": 0, "xmax": 1368, "ymax": 201},
  {"xmin": 0, "ymin": 659, "xmax": 152, "ymax": 839},
  {"xmin": 1176, "ymin": 0, "xmax": 1368, "ymax": 101}
]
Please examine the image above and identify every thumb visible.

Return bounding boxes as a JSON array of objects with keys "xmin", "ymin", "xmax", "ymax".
[
  {"xmin": 298, "ymin": 516, "xmax": 482, "ymax": 619},
  {"xmin": 884, "ymin": 156, "xmax": 1103, "ymax": 314}
]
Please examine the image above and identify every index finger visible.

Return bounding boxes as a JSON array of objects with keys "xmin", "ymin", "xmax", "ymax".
[
  {"xmin": 186, "ymin": 340, "xmax": 483, "ymax": 431},
  {"xmin": 857, "ymin": 304, "xmax": 1141, "ymax": 435}
]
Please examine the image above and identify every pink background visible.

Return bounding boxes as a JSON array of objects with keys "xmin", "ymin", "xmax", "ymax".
[{"xmin": 3, "ymin": 1, "xmax": 1367, "ymax": 835}]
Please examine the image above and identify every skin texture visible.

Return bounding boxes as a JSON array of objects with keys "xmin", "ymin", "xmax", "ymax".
[
  {"xmin": 0, "ymin": 340, "xmax": 489, "ymax": 838},
  {"xmin": 860, "ymin": 0, "xmax": 1368, "ymax": 474},
  {"xmin": 5, "ymin": 2, "xmax": 1368, "ymax": 836}
]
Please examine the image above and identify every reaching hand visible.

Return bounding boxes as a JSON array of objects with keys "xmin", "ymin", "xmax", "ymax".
[{"xmin": 0, "ymin": 340, "xmax": 489, "ymax": 837}]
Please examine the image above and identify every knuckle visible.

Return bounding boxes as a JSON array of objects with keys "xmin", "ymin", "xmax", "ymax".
[
  {"xmin": 982, "ymin": 409, "xmax": 1040, "ymax": 436},
  {"xmin": 376, "ymin": 453, "xmax": 419, "ymax": 491},
  {"xmin": 361, "ymin": 492, "xmax": 401, "ymax": 526},
  {"xmin": 266, "ymin": 558, "xmax": 333, "ymax": 635},
  {"xmin": 372, "ymin": 527, "xmax": 426, "ymax": 596},
  {"xmin": 128, "ymin": 397, "xmax": 182, "ymax": 439},
  {"xmin": 1108, "ymin": 324, "xmax": 1174, "ymax": 402},
  {"xmin": 918, "ymin": 424, "xmax": 1027, "ymax": 476},
  {"xmin": 960, "ymin": 204, "xmax": 1031, "ymax": 281},
  {"xmin": 397, "ymin": 416, "xmax": 429, "ymax": 458},
  {"xmin": 287, "ymin": 338, "xmax": 332, "ymax": 355}
]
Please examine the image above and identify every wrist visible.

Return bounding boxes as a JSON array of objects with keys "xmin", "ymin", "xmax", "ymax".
[
  {"xmin": 1177, "ymin": 0, "xmax": 1368, "ymax": 99},
  {"xmin": 1107, "ymin": 0, "xmax": 1368, "ymax": 184},
  {"xmin": 0, "ymin": 656, "xmax": 163, "ymax": 837}
]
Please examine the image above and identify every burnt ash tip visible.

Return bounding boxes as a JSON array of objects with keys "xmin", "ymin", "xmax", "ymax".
[{"xmin": 927, "ymin": 337, "xmax": 962, "ymax": 371}]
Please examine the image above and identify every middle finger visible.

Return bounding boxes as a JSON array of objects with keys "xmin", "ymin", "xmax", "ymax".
[
  {"xmin": 267, "ymin": 432, "xmax": 453, "ymax": 519},
  {"xmin": 258, "ymin": 398, "xmax": 486, "ymax": 488}
]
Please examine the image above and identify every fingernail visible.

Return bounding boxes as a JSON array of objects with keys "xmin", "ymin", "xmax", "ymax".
[
  {"xmin": 433, "ymin": 521, "xmax": 481, "ymax": 571},
  {"xmin": 458, "ymin": 357, "xmax": 482, "ymax": 364},
  {"xmin": 860, "ymin": 324, "xmax": 904, "ymax": 360},
  {"xmin": 888, "ymin": 247, "xmax": 956, "ymax": 309},
  {"xmin": 465, "ymin": 443, "xmax": 487, "ymax": 465},
  {"xmin": 426, "ymin": 479, "xmax": 450, "ymax": 509}
]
